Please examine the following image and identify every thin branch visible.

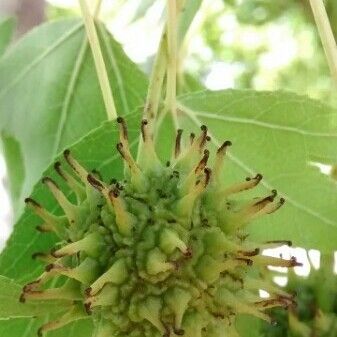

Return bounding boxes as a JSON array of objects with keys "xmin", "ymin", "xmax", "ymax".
[
  {"xmin": 143, "ymin": 31, "xmax": 168, "ymax": 122},
  {"xmin": 309, "ymin": 0, "xmax": 337, "ymax": 86},
  {"xmin": 78, "ymin": 0, "xmax": 117, "ymax": 120},
  {"xmin": 166, "ymin": 0, "xmax": 178, "ymax": 128},
  {"xmin": 94, "ymin": 0, "xmax": 103, "ymax": 17}
]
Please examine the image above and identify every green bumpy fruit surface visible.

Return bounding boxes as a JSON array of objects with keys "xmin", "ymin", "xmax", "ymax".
[{"xmin": 22, "ymin": 119, "xmax": 300, "ymax": 337}]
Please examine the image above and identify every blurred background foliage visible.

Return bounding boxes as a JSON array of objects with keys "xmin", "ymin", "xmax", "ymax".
[
  {"xmin": 1, "ymin": 0, "xmax": 336, "ymax": 103},
  {"xmin": 43, "ymin": 0, "xmax": 337, "ymax": 106}
]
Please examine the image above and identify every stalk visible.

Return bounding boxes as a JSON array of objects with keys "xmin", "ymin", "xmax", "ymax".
[
  {"xmin": 78, "ymin": 0, "xmax": 118, "ymax": 120},
  {"xmin": 166, "ymin": 0, "xmax": 179, "ymax": 128},
  {"xmin": 309, "ymin": 0, "xmax": 337, "ymax": 86},
  {"xmin": 143, "ymin": 31, "xmax": 168, "ymax": 122}
]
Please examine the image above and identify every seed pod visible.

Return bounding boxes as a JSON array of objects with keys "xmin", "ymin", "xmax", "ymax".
[{"xmin": 22, "ymin": 120, "xmax": 299, "ymax": 337}]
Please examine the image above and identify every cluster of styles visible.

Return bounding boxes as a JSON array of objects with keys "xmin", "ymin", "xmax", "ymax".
[
  {"xmin": 262, "ymin": 255, "xmax": 337, "ymax": 337},
  {"xmin": 21, "ymin": 118, "xmax": 301, "ymax": 337}
]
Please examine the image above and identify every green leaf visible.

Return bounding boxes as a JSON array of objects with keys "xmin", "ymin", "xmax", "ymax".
[
  {"xmin": 0, "ymin": 17, "xmax": 15, "ymax": 56},
  {"xmin": 0, "ymin": 317, "xmax": 93, "ymax": 337},
  {"xmin": 1, "ymin": 133, "xmax": 25, "ymax": 213},
  {"xmin": 0, "ymin": 19, "xmax": 147, "ymax": 219},
  {"xmin": 176, "ymin": 89, "xmax": 337, "ymax": 251},
  {"xmin": 0, "ymin": 275, "xmax": 66, "ymax": 319}
]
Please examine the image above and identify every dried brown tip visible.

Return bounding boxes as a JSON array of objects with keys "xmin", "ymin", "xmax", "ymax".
[
  {"xmin": 108, "ymin": 188, "xmax": 120, "ymax": 199},
  {"xmin": 290, "ymin": 256, "xmax": 302, "ymax": 267},
  {"xmin": 42, "ymin": 177, "xmax": 59, "ymax": 189},
  {"xmin": 45, "ymin": 264, "xmax": 55, "ymax": 272},
  {"xmin": 239, "ymin": 248, "xmax": 260, "ymax": 257},
  {"xmin": 91, "ymin": 169, "xmax": 103, "ymax": 181},
  {"xmin": 204, "ymin": 168, "xmax": 212, "ymax": 187},
  {"xmin": 85, "ymin": 287, "xmax": 92, "ymax": 297},
  {"xmin": 190, "ymin": 133, "xmax": 195, "ymax": 145},
  {"xmin": 141, "ymin": 119, "xmax": 149, "ymax": 142},
  {"xmin": 175, "ymin": 129, "xmax": 183, "ymax": 158},
  {"xmin": 117, "ymin": 117, "xmax": 128, "ymax": 141},
  {"xmin": 265, "ymin": 240, "xmax": 292, "ymax": 247},
  {"xmin": 19, "ymin": 292, "xmax": 26, "ymax": 303},
  {"xmin": 116, "ymin": 142, "xmax": 125, "ymax": 159},
  {"xmin": 87, "ymin": 174, "xmax": 104, "ymax": 191},
  {"xmin": 266, "ymin": 197, "xmax": 286, "ymax": 214},
  {"xmin": 199, "ymin": 125, "xmax": 208, "ymax": 149},
  {"xmin": 236, "ymin": 257, "xmax": 253, "ymax": 266},
  {"xmin": 195, "ymin": 150, "xmax": 210, "ymax": 174},
  {"xmin": 25, "ymin": 197, "xmax": 41, "ymax": 208},
  {"xmin": 63, "ymin": 149, "xmax": 70, "ymax": 157},
  {"xmin": 53, "ymin": 162, "xmax": 65, "ymax": 179},
  {"xmin": 35, "ymin": 225, "xmax": 51, "ymax": 233},
  {"xmin": 246, "ymin": 173, "xmax": 263, "ymax": 183},
  {"xmin": 217, "ymin": 140, "xmax": 232, "ymax": 154},
  {"xmin": 32, "ymin": 252, "xmax": 46, "ymax": 260},
  {"xmin": 84, "ymin": 302, "xmax": 92, "ymax": 315}
]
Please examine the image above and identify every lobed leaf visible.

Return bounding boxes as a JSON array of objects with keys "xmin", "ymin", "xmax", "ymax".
[{"xmin": 176, "ymin": 89, "xmax": 337, "ymax": 251}]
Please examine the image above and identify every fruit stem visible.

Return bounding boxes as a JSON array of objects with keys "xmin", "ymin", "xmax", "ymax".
[
  {"xmin": 166, "ymin": 0, "xmax": 179, "ymax": 129},
  {"xmin": 78, "ymin": 0, "xmax": 118, "ymax": 120},
  {"xmin": 309, "ymin": 0, "xmax": 337, "ymax": 86},
  {"xmin": 143, "ymin": 30, "xmax": 168, "ymax": 123}
]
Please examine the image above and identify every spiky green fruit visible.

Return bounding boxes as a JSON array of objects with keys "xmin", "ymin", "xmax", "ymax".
[
  {"xmin": 262, "ymin": 255, "xmax": 337, "ymax": 337},
  {"xmin": 21, "ymin": 118, "xmax": 300, "ymax": 337}
]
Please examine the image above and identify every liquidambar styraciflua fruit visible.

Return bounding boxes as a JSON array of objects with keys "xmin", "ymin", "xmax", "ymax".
[{"xmin": 21, "ymin": 118, "xmax": 301, "ymax": 337}]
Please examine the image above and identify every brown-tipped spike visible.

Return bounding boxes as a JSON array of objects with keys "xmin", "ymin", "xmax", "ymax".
[
  {"xmin": 54, "ymin": 162, "xmax": 86, "ymax": 201},
  {"xmin": 25, "ymin": 197, "xmax": 40, "ymax": 208},
  {"xmin": 19, "ymin": 293, "xmax": 26, "ymax": 303},
  {"xmin": 263, "ymin": 240, "xmax": 292, "ymax": 249},
  {"xmin": 84, "ymin": 302, "xmax": 92, "ymax": 315},
  {"xmin": 290, "ymin": 256, "xmax": 302, "ymax": 267},
  {"xmin": 87, "ymin": 174, "xmax": 104, "ymax": 192},
  {"xmin": 175, "ymin": 129, "xmax": 183, "ymax": 158},
  {"xmin": 221, "ymin": 174, "xmax": 263, "ymax": 197},
  {"xmin": 199, "ymin": 125, "xmax": 208, "ymax": 150},
  {"xmin": 25, "ymin": 198, "xmax": 65, "ymax": 236},
  {"xmin": 265, "ymin": 197, "xmax": 285, "ymax": 215},
  {"xmin": 218, "ymin": 140, "xmax": 232, "ymax": 154},
  {"xmin": 212, "ymin": 141, "xmax": 232, "ymax": 184},
  {"xmin": 42, "ymin": 177, "xmax": 78, "ymax": 224},
  {"xmin": 117, "ymin": 117, "xmax": 128, "ymax": 143},
  {"xmin": 195, "ymin": 150, "xmax": 210, "ymax": 174},
  {"xmin": 204, "ymin": 168, "xmax": 212, "ymax": 187},
  {"xmin": 54, "ymin": 162, "xmax": 62, "ymax": 176},
  {"xmin": 45, "ymin": 264, "xmax": 55, "ymax": 272},
  {"xmin": 63, "ymin": 150, "xmax": 89, "ymax": 185},
  {"xmin": 190, "ymin": 133, "xmax": 195, "ymax": 145},
  {"xmin": 141, "ymin": 119, "xmax": 149, "ymax": 142},
  {"xmin": 42, "ymin": 176, "xmax": 57, "ymax": 187},
  {"xmin": 239, "ymin": 248, "xmax": 260, "ymax": 257}
]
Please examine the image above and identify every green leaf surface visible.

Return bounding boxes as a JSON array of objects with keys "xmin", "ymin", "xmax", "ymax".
[
  {"xmin": 0, "ymin": 19, "xmax": 147, "ymax": 219},
  {"xmin": 176, "ymin": 90, "xmax": 337, "ymax": 251},
  {"xmin": 0, "ymin": 275, "xmax": 67, "ymax": 319},
  {"xmin": 0, "ymin": 317, "xmax": 93, "ymax": 337},
  {"xmin": 0, "ymin": 16, "xmax": 15, "ymax": 56}
]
